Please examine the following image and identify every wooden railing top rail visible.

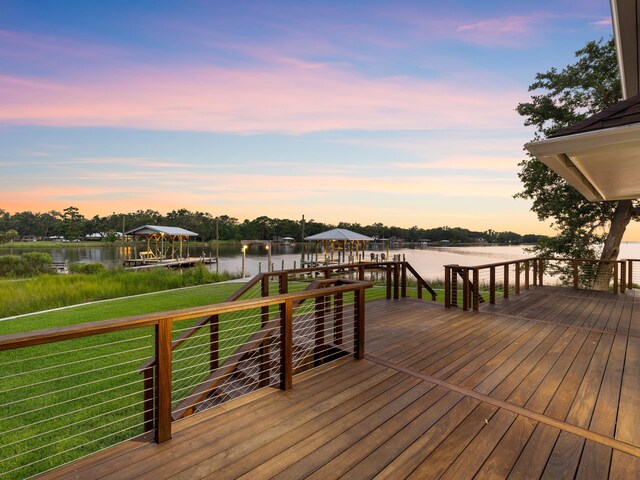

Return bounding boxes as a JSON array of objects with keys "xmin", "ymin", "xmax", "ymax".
[
  {"xmin": 257, "ymin": 261, "xmax": 407, "ymax": 277},
  {"xmin": 444, "ymin": 257, "xmax": 537, "ymax": 270},
  {"xmin": 444, "ymin": 256, "xmax": 626, "ymax": 271},
  {"xmin": 0, "ymin": 280, "xmax": 372, "ymax": 352}
]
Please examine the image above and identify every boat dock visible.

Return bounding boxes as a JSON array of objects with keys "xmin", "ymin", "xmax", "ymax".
[{"xmin": 123, "ymin": 256, "xmax": 217, "ymax": 271}]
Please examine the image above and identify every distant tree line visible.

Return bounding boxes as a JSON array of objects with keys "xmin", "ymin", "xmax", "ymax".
[{"xmin": 0, "ymin": 207, "xmax": 546, "ymax": 245}]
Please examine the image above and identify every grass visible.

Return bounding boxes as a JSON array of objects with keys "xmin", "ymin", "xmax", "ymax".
[{"xmin": 0, "ymin": 267, "xmax": 235, "ymax": 319}]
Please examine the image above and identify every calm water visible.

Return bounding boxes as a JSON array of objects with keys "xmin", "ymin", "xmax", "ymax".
[{"xmin": 3, "ymin": 242, "xmax": 640, "ymax": 281}]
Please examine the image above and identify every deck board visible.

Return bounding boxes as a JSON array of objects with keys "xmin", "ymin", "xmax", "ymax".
[{"xmin": 37, "ymin": 286, "xmax": 640, "ymax": 480}]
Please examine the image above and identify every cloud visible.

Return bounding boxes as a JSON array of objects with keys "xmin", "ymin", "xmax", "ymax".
[
  {"xmin": 590, "ymin": 17, "xmax": 612, "ymax": 28},
  {"xmin": 0, "ymin": 62, "xmax": 525, "ymax": 134},
  {"xmin": 454, "ymin": 14, "xmax": 550, "ymax": 47}
]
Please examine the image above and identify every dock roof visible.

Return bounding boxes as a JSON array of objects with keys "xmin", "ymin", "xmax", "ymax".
[
  {"xmin": 124, "ymin": 225, "xmax": 199, "ymax": 236},
  {"xmin": 305, "ymin": 228, "xmax": 373, "ymax": 241}
]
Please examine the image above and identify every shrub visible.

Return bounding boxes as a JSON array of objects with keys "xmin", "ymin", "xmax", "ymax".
[
  {"xmin": 0, "ymin": 255, "xmax": 28, "ymax": 277},
  {"xmin": 22, "ymin": 252, "xmax": 53, "ymax": 274},
  {"xmin": 69, "ymin": 262, "xmax": 106, "ymax": 274}
]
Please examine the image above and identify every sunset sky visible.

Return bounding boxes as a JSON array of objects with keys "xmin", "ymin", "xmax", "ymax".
[{"xmin": 2, "ymin": 1, "xmax": 632, "ymax": 237}]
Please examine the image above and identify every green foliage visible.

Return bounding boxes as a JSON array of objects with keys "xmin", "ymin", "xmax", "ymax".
[
  {"xmin": 0, "ymin": 252, "xmax": 52, "ymax": 277},
  {"xmin": 104, "ymin": 229, "xmax": 118, "ymax": 242},
  {"xmin": 22, "ymin": 252, "xmax": 53, "ymax": 274},
  {"xmin": 516, "ymin": 37, "xmax": 639, "ymax": 259},
  {"xmin": 69, "ymin": 262, "xmax": 106, "ymax": 274},
  {"xmin": 5, "ymin": 228, "xmax": 18, "ymax": 242}
]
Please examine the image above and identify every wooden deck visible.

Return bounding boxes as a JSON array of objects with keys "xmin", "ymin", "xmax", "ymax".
[{"xmin": 40, "ymin": 286, "xmax": 640, "ymax": 479}]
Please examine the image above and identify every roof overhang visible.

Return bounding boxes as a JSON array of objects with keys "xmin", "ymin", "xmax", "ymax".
[
  {"xmin": 611, "ymin": 0, "xmax": 639, "ymax": 98},
  {"xmin": 525, "ymin": 122, "xmax": 640, "ymax": 201}
]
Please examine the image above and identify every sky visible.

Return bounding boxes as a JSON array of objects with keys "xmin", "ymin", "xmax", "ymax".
[{"xmin": 1, "ymin": 0, "xmax": 632, "ymax": 237}]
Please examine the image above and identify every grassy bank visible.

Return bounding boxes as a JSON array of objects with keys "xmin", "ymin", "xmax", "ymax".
[{"xmin": 0, "ymin": 266, "xmax": 235, "ymax": 319}]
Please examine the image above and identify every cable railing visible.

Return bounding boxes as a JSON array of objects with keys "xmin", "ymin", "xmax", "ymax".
[
  {"xmin": 0, "ymin": 280, "xmax": 370, "ymax": 479},
  {"xmin": 444, "ymin": 257, "xmax": 627, "ymax": 311}
]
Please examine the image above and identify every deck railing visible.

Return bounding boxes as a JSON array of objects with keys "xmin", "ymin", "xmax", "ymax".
[
  {"xmin": 444, "ymin": 257, "xmax": 627, "ymax": 311},
  {"xmin": 0, "ymin": 280, "xmax": 370, "ymax": 479}
]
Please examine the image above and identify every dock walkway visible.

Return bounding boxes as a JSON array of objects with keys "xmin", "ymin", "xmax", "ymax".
[{"xmin": 40, "ymin": 286, "xmax": 640, "ymax": 479}]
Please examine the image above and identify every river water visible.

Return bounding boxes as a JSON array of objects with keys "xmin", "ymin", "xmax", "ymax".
[{"xmin": 4, "ymin": 242, "xmax": 640, "ymax": 282}]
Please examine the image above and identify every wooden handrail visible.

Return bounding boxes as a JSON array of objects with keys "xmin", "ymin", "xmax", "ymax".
[
  {"xmin": 403, "ymin": 262, "xmax": 437, "ymax": 301},
  {"xmin": 0, "ymin": 282, "xmax": 372, "ymax": 352}
]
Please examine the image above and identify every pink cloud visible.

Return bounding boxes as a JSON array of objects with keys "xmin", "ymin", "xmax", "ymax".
[
  {"xmin": 0, "ymin": 61, "xmax": 525, "ymax": 134},
  {"xmin": 590, "ymin": 17, "xmax": 612, "ymax": 28},
  {"xmin": 454, "ymin": 15, "xmax": 548, "ymax": 47}
]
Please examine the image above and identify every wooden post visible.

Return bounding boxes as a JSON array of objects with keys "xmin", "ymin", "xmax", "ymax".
[
  {"xmin": 314, "ymin": 295, "xmax": 326, "ymax": 366},
  {"xmin": 393, "ymin": 263, "xmax": 400, "ymax": 300},
  {"xmin": 532, "ymin": 260, "xmax": 538, "ymax": 286},
  {"xmin": 280, "ymin": 299, "xmax": 293, "ymax": 391},
  {"xmin": 334, "ymin": 292, "xmax": 343, "ymax": 345},
  {"xmin": 209, "ymin": 314, "xmax": 219, "ymax": 371},
  {"xmin": 325, "ymin": 269, "xmax": 331, "ymax": 279},
  {"xmin": 462, "ymin": 268, "xmax": 469, "ymax": 311},
  {"xmin": 279, "ymin": 272, "xmax": 288, "ymax": 294},
  {"xmin": 444, "ymin": 266, "xmax": 451, "ymax": 308},
  {"xmin": 620, "ymin": 262, "xmax": 626, "ymax": 294},
  {"xmin": 472, "ymin": 268, "xmax": 480, "ymax": 311},
  {"xmin": 386, "ymin": 263, "xmax": 392, "ymax": 299},
  {"xmin": 572, "ymin": 260, "xmax": 579, "ymax": 289},
  {"xmin": 489, "ymin": 266, "xmax": 496, "ymax": 304},
  {"xmin": 515, "ymin": 262, "xmax": 521, "ymax": 295},
  {"xmin": 155, "ymin": 318, "xmax": 172, "ymax": 443},
  {"xmin": 354, "ymin": 288, "xmax": 365, "ymax": 359},
  {"xmin": 613, "ymin": 262, "xmax": 619, "ymax": 294},
  {"xmin": 504, "ymin": 265, "xmax": 510, "ymax": 299},
  {"xmin": 358, "ymin": 265, "xmax": 365, "ymax": 281},
  {"xmin": 538, "ymin": 259, "xmax": 543, "ymax": 286},
  {"xmin": 401, "ymin": 262, "xmax": 407, "ymax": 298},
  {"xmin": 451, "ymin": 266, "xmax": 458, "ymax": 308},
  {"xmin": 143, "ymin": 367, "xmax": 154, "ymax": 433},
  {"xmin": 525, "ymin": 260, "xmax": 530, "ymax": 290},
  {"xmin": 628, "ymin": 260, "xmax": 633, "ymax": 289}
]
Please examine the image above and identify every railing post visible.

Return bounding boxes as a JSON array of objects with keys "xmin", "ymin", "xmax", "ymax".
[
  {"xmin": 280, "ymin": 299, "xmax": 293, "ymax": 391},
  {"xmin": 358, "ymin": 265, "xmax": 365, "ymax": 281},
  {"xmin": 628, "ymin": 260, "xmax": 633, "ymax": 289},
  {"xmin": 613, "ymin": 261, "xmax": 619, "ymax": 294},
  {"xmin": 620, "ymin": 261, "xmax": 626, "ymax": 294},
  {"xmin": 401, "ymin": 262, "xmax": 407, "ymax": 298},
  {"xmin": 524, "ymin": 260, "xmax": 530, "ymax": 290},
  {"xmin": 155, "ymin": 318, "xmax": 172, "ymax": 443},
  {"xmin": 279, "ymin": 272, "xmax": 288, "ymax": 294},
  {"xmin": 539, "ymin": 258, "xmax": 544, "ymax": 286},
  {"xmin": 489, "ymin": 266, "xmax": 496, "ymax": 304},
  {"xmin": 314, "ymin": 295, "xmax": 326, "ymax": 366},
  {"xmin": 451, "ymin": 266, "xmax": 458, "ymax": 308},
  {"xmin": 472, "ymin": 268, "xmax": 480, "ymax": 311},
  {"xmin": 532, "ymin": 259, "xmax": 538, "ymax": 286},
  {"xmin": 334, "ymin": 292, "xmax": 343, "ymax": 345},
  {"xmin": 504, "ymin": 265, "xmax": 510, "ymax": 299},
  {"xmin": 444, "ymin": 266, "xmax": 451, "ymax": 308},
  {"xmin": 417, "ymin": 276, "xmax": 423, "ymax": 299},
  {"xmin": 209, "ymin": 314, "xmax": 219, "ymax": 371},
  {"xmin": 386, "ymin": 263, "xmax": 392, "ymax": 299},
  {"xmin": 462, "ymin": 268, "xmax": 469, "ymax": 311},
  {"xmin": 393, "ymin": 262, "xmax": 400, "ymax": 300},
  {"xmin": 143, "ymin": 367, "xmax": 154, "ymax": 433},
  {"xmin": 354, "ymin": 288, "xmax": 365, "ymax": 359},
  {"xmin": 572, "ymin": 260, "xmax": 579, "ymax": 289},
  {"xmin": 515, "ymin": 262, "xmax": 521, "ymax": 295},
  {"xmin": 325, "ymin": 268, "xmax": 332, "ymax": 280}
]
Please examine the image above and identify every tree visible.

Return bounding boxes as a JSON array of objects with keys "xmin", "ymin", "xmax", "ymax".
[
  {"xmin": 5, "ymin": 229, "xmax": 19, "ymax": 243},
  {"xmin": 62, "ymin": 206, "xmax": 86, "ymax": 240},
  {"xmin": 516, "ymin": 38, "xmax": 639, "ymax": 289}
]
